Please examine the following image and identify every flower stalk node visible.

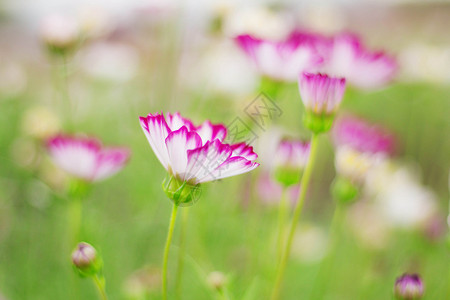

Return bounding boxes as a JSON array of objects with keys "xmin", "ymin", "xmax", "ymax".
[{"xmin": 162, "ymin": 175, "xmax": 201, "ymax": 207}]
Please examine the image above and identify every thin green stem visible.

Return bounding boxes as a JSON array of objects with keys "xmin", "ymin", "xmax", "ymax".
[
  {"xmin": 59, "ymin": 54, "xmax": 72, "ymax": 128},
  {"xmin": 271, "ymin": 133, "xmax": 320, "ymax": 300},
  {"xmin": 309, "ymin": 203, "xmax": 346, "ymax": 299},
  {"xmin": 162, "ymin": 204, "xmax": 179, "ymax": 300},
  {"xmin": 69, "ymin": 197, "xmax": 82, "ymax": 247},
  {"xmin": 175, "ymin": 207, "xmax": 190, "ymax": 300},
  {"xmin": 276, "ymin": 187, "xmax": 288, "ymax": 262},
  {"xmin": 92, "ymin": 274, "xmax": 108, "ymax": 300}
]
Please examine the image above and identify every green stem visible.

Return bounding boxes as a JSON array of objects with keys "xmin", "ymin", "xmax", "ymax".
[
  {"xmin": 276, "ymin": 187, "xmax": 288, "ymax": 262},
  {"xmin": 69, "ymin": 197, "xmax": 82, "ymax": 247},
  {"xmin": 271, "ymin": 133, "xmax": 320, "ymax": 300},
  {"xmin": 92, "ymin": 274, "xmax": 108, "ymax": 300},
  {"xmin": 162, "ymin": 204, "xmax": 179, "ymax": 300},
  {"xmin": 175, "ymin": 207, "xmax": 189, "ymax": 300},
  {"xmin": 309, "ymin": 203, "xmax": 346, "ymax": 299},
  {"xmin": 60, "ymin": 54, "xmax": 72, "ymax": 128}
]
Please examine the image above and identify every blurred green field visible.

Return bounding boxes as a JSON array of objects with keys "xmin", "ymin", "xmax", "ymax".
[{"xmin": 0, "ymin": 63, "xmax": 449, "ymax": 300}]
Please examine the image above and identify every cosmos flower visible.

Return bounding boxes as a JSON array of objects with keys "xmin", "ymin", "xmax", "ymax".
[
  {"xmin": 40, "ymin": 14, "xmax": 80, "ymax": 54},
  {"xmin": 273, "ymin": 139, "xmax": 311, "ymax": 186},
  {"xmin": 139, "ymin": 112, "xmax": 259, "ymax": 186},
  {"xmin": 394, "ymin": 273, "xmax": 424, "ymax": 300},
  {"xmin": 46, "ymin": 135, "xmax": 130, "ymax": 182},
  {"xmin": 299, "ymin": 72, "xmax": 346, "ymax": 115},
  {"xmin": 321, "ymin": 33, "xmax": 397, "ymax": 89},
  {"xmin": 332, "ymin": 115, "xmax": 396, "ymax": 185},
  {"xmin": 234, "ymin": 34, "xmax": 322, "ymax": 82},
  {"xmin": 333, "ymin": 115, "xmax": 396, "ymax": 155}
]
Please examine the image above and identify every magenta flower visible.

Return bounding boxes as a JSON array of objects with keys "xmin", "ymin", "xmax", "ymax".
[
  {"xmin": 234, "ymin": 34, "xmax": 322, "ymax": 82},
  {"xmin": 323, "ymin": 33, "xmax": 397, "ymax": 89},
  {"xmin": 394, "ymin": 274, "xmax": 424, "ymax": 299},
  {"xmin": 47, "ymin": 135, "xmax": 130, "ymax": 182},
  {"xmin": 333, "ymin": 115, "xmax": 396, "ymax": 155},
  {"xmin": 139, "ymin": 112, "xmax": 259, "ymax": 186}
]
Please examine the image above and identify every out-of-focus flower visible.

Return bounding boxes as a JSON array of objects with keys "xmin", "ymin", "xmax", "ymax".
[
  {"xmin": 394, "ymin": 273, "xmax": 424, "ymax": 300},
  {"xmin": 366, "ymin": 161, "xmax": 438, "ymax": 229},
  {"xmin": 298, "ymin": 72, "xmax": 346, "ymax": 134},
  {"xmin": 291, "ymin": 223, "xmax": 328, "ymax": 263},
  {"xmin": 46, "ymin": 134, "xmax": 130, "ymax": 182},
  {"xmin": 123, "ymin": 266, "xmax": 161, "ymax": 299},
  {"xmin": 321, "ymin": 33, "xmax": 397, "ymax": 90},
  {"xmin": 40, "ymin": 14, "xmax": 81, "ymax": 55},
  {"xmin": 80, "ymin": 42, "xmax": 140, "ymax": 82},
  {"xmin": 257, "ymin": 172, "xmax": 299, "ymax": 207},
  {"xmin": 347, "ymin": 201, "xmax": 390, "ymax": 249},
  {"xmin": 224, "ymin": 7, "xmax": 293, "ymax": 40},
  {"xmin": 139, "ymin": 112, "xmax": 259, "ymax": 205},
  {"xmin": 273, "ymin": 139, "xmax": 310, "ymax": 187},
  {"xmin": 234, "ymin": 34, "xmax": 322, "ymax": 82},
  {"xmin": 206, "ymin": 271, "xmax": 226, "ymax": 291},
  {"xmin": 72, "ymin": 242, "xmax": 102, "ymax": 277},
  {"xmin": 333, "ymin": 115, "xmax": 395, "ymax": 183},
  {"xmin": 0, "ymin": 60, "xmax": 27, "ymax": 97},
  {"xmin": 21, "ymin": 106, "xmax": 61, "ymax": 140},
  {"xmin": 78, "ymin": 6, "xmax": 115, "ymax": 39},
  {"xmin": 333, "ymin": 115, "xmax": 396, "ymax": 155}
]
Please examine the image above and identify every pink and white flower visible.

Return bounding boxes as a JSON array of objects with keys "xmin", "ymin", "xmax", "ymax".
[
  {"xmin": 234, "ymin": 34, "xmax": 322, "ymax": 82},
  {"xmin": 299, "ymin": 72, "xmax": 346, "ymax": 115},
  {"xmin": 274, "ymin": 139, "xmax": 311, "ymax": 170},
  {"xmin": 332, "ymin": 115, "xmax": 395, "ymax": 183},
  {"xmin": 333, "ymin": 115, "xmax": 396, "ymax": 155},
  {"xmin": 321, "ymin": 33, "xmax": 397, "ymax": 89},
  {"xmin": 46, "ymin": 135, "xmax": 130, "ymax": 182},
  {"xmin": 139, "ymin": 112, "xmax": 259, "ymax": 184}
]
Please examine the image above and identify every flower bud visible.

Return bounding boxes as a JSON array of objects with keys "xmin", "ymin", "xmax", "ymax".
[
  {"xmin": 331, "ymin": 176, "xmax": 358, "ymax": 204},
  {"xmin": 394, "ymin": 273, "xmax": 424, "ymax": 299},
  {"xmin": 162, "ymin": 175, "xmax": 201, "ymax": 206},
  {"xmin": 40, "ymin": 14, "xmax": 80, "ymax": 56},
  {"xmin": 207, "ymin": 271, "xmax": 226, "ymax": 292},
  {"xmin": 71, "ymin": 242, "xmax": 102, "ymax": 277}
]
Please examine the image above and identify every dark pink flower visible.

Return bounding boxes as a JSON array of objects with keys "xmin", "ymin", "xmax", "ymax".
[
  {"xmin": 394, "ymin": 273, "xmax": 424, "ymax": 299},
  {"xmin": 333, "ymin": 115, "xmax": 395, "ymax": 155},
  {"xmin": 139, "ymin": 112, "xmax": 259, "ymax": 184},
  {"xmin": 47, "ymin": 135, "xmax": 130, "ymax": 182}
]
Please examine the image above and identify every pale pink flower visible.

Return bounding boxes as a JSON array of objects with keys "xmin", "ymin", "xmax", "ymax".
[
  {"xmin": 298, "ymin": 72, "xmax": 346, "ymax": 115},
  {"xmin": 47, "ymin": 135, "xmax": 130, "ymax": 182},
  {"xmin": 322, "ymin": 33, "xmax": 397, "ymax": 89},
  {"xmin": 234, "ymin": 34, "xmax": 322, "ymax": 82},
  {"xmin": 274, "ymin": 139, "xmax": 311, "ymax": 170},
  {"xmin": 139, "ymin": 112, "xmax": 259, "ymax": 184}
]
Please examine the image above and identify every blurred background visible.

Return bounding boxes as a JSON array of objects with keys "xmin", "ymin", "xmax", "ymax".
[{"xmin": 0, "ymin": 0, "xmax": 449, "ymax": 299}]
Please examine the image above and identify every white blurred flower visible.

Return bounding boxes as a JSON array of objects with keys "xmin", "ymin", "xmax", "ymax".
[
  {"xmin": 291, "ymin": 224, "xmax": 328, "ymax": 263},
  {"xmin": 223, "ymin": 6, "xmax": 293, "ymax": 40},
  {"xmin": 335, "ymin": 145, "xmax": 387, "ymax": 184},
  {"xmin": 79, "ymin": 42, "xmax": 139, "ymax": 82},
  {"xmin": 366, "ymin": 161, "xmax": 438, "ymax": 229},
  {"xmin": 78, "ymin": 6, "xmax": 115, "ymax": 39},
  {"xmin": 40, "ymin": 14, "xmax": 80, "ymax": 52},
  {"xmin": 21, "ymin": 106, "xmax": 61, "ymax": 140},
  {"xmin": 188, "ymin": 40, "xmax": 258, "ymax": 96},
  {"xmin": 347, "ymin": 201, "xmax": 390, "ymax": 249}
]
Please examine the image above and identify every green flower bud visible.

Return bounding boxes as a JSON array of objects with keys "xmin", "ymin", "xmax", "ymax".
[
  {"xmin": 331, "ymin": 176, "xmax": 359, "ymax": 204},
  {"xmin": 71, "ymin": 242, "xmax": 102, "ymax": 277},
  {"xmin": 162, "ymin": 175, "xmax": 201, "ymax": 206},
  {"xmin": 274, "ymin": 167, "xmax": 302, "ymax": 187}
]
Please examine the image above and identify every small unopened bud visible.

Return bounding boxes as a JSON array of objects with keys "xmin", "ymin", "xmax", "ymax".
[
  {"xmin": 207, "ymin": 271, "xmax": 226, "ymax": 291},
  {"xmin": 394, "ymin": 273, "xmax": 424, "ymax": 299},
  {"xmin": 71, "ymin": 242, "xmax": 102, "ymax": 277},
  {"xmin": 331, "ymin": 176, "xmax": 359, "ymax": 204}
]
